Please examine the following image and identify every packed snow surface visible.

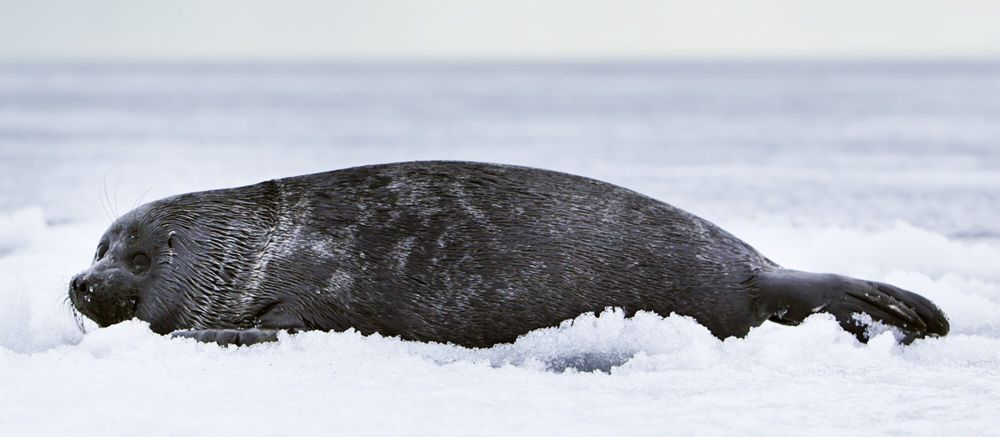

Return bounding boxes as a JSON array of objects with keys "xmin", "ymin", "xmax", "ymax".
[{"xmin": 1, "ymin": 62, "xmax": 999, "ymax": 435}]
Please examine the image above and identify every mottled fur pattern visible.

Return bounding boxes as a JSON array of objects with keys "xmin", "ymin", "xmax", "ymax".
[{"xmin": 69, "ymin": 161, "xmax": 949, "ymax": 347}]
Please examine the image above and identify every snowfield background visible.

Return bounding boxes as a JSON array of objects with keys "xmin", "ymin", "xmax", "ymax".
[{"xmin": 1, "ymin": 62, "xmax": 999, "ymax": 435}]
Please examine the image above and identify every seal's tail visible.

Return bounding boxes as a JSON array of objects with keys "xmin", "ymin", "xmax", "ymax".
[{"xmin": 754, "ymin": 269, "xmax": 949, "ymax": 343}]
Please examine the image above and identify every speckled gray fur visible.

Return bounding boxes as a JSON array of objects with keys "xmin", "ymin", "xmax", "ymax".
[{"xmin": 69, "ymin": 161, "xmax": 949, "ymax": 347}]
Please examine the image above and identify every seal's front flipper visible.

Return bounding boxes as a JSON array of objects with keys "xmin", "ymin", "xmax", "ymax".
[
  {"xmin": 755, "ymin": 270, "xmax": 949, "ymax": 343},
  {"xmin": 170, "ymin": 328, "xmax": 284, "ymax": 346}
]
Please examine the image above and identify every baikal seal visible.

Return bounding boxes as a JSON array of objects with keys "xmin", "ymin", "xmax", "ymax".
[{"xmin": 68, "ymin": 161, "xmax": 949, "ymax": 347}]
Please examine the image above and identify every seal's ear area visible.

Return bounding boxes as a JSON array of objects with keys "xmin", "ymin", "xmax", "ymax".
[
  {"xmin": 166, "ymin": 231, "xmax": 176, "ymax": 250},
  {"xmin": 170, "ymin": 328, "xmax": 283, "ymax": 347},
  {"xmin": 755, "ymin": 270, "xmax": 949, "ymax": 344}
]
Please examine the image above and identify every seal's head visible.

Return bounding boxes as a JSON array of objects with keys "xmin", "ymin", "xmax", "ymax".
[
  {"xmin": 69, "ymin": 187, "xmax": 279, "ymax": 334},
  {"xmin": 69, "ymin": 206, "xmax": 164, "ymax": 329}
]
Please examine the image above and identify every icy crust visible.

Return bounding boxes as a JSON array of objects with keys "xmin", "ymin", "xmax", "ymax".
[
  {"xmin": 4, "ymin": 313, "xmax": 1000, "ymax": 436},
  {"xmin": 3, "ymin": 209, "xmax": 1000, "ymax": 435}
]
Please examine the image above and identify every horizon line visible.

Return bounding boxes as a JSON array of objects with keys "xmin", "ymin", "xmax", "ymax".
[{"xmin": 2, "ymin": 55, "xmax": 1000, "ymax": 66}]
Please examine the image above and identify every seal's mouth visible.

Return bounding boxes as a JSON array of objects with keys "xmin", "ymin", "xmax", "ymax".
[{"xmin": 67, "ymin": 278, "xmax": 139, "ymax": 328}]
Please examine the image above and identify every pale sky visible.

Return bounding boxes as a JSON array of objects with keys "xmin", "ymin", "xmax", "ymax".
[{"xmin": 2, "ymin": 0, "xmax": 1000, "ymax": 60}]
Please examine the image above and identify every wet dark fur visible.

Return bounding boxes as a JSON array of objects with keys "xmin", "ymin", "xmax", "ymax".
[{"xmin": 69, "ymin": 161, "xmax": 949, "ymax": 347}]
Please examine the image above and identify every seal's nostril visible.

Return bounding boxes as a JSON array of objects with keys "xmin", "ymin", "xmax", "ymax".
[{"xmin": 71, "ymin": 275, "xmax": 88, "ymax": 294}]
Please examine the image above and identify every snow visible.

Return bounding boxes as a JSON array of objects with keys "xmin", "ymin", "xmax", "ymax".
[{"xmin": 2, "ymin": 62, "xmax": 1000, "ymax": 435}]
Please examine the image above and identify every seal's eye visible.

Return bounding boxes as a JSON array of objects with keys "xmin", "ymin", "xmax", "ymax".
[
  {"xmin": 129, "ymin": 252, "xmax": 151, "ymax": 274},
  {"xmin": 95, "ymin": 243, "xmax": 108, "ymax": 261}
]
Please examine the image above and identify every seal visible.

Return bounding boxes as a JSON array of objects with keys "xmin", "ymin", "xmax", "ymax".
[{"xmin": 68, "ymin": 161, "xmax": 950, "ymax": 347}]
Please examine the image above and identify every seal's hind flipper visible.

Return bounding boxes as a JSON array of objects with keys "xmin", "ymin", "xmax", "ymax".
[
  {"xmin": 171, "ymin": 328, "xmax": 284, "ymax": 346},
  {"xmin": 754, "ymin": 270, "xmax": 949, "ymax": 343}
]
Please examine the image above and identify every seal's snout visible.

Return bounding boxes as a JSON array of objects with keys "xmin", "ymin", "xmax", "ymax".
[
  {"xmin": 69, "ymin": 272, "xmax": 104, "ymax": 302},
  {"xmin": 67, "ymin": 268, "xmax": 138, "ymax": 328},
  {"xmin": 68, "ymin": 272, "xmax": 96, "ymax": 309},
  {"xmin": 70, "ymin": 273, "xmax": 88, "ymax": 299}
]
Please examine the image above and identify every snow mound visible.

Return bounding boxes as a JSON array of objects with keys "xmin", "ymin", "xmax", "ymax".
[{"xmin": 2, "ymin": 210, "xmax": 999, "ymax": 435}]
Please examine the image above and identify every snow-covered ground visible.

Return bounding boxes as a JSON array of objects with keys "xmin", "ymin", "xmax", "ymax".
[{"xmin": 1, "ymin": 62, "xmax": 999, "ymax": 435}]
